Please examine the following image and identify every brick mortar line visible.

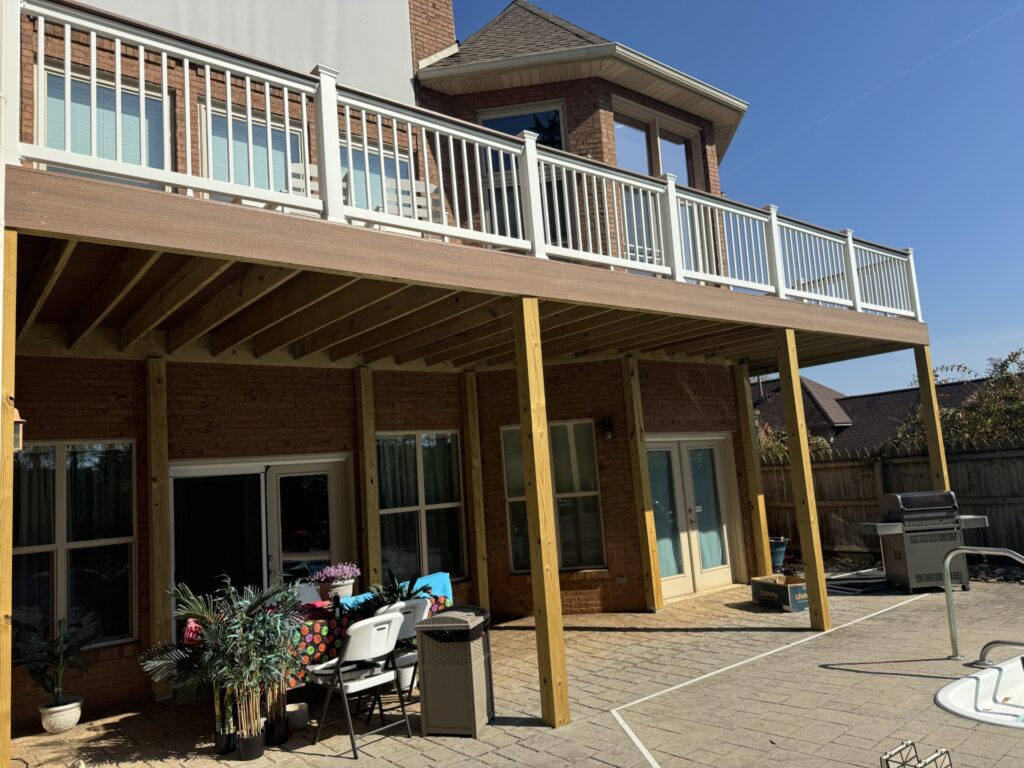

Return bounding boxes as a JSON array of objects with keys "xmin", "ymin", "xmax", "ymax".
[{"xmin": 609, "ymin": 593, "xmax": 932, "ymax": 768}]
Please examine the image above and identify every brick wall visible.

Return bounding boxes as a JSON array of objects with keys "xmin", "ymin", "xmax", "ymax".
[
  {"xmin": 11, "ymin": 356, "xmax": 151, "ymax": 733},
  {"xmin": 408, "ymin": 0, "xmax": 456, "ymax": 70}
]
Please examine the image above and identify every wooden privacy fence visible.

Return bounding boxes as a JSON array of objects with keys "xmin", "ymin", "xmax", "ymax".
[{"xmin": 761, "ymin": 441, "xmax": 1024, "ymax": 554}]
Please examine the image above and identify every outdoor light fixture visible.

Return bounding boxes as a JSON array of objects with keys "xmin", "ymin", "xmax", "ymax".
[
  {"xmin": 601, "ymin": 416, "xmax": 614, "ymax": 441},
  {"xmin": 12, "ymin": 406, "xmax": 24, "ymax": 452}
]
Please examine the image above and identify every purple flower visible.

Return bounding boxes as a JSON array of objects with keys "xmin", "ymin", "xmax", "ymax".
[{"xmin": 312, "ymin": 562, "xmax": 361, "ymax": 582}]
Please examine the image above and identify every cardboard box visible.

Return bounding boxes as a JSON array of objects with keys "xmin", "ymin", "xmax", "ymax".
[{"xmin": 751, "ymin": 575, "xmax": 809, "ymax": 612}]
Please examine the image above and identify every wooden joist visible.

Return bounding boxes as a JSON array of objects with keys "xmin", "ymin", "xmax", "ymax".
[
  {"xmin": 68, "ymin": 248, "xmax": 162, "ymax": 349},
  {"xmin": 168, "ymin": 264, "xmax": 298, "ymax": 353},
  {"xmin": 252, "ymin": 279, "xmax": 402, "ymax": 357},
  {"xmin": 121, "ymin": 257, "xmax": 232, "ymax": 350},
  {"xmin": 513, "ymin": 297, "xmax": 571, "ymax": 728},
  {"xmin": 776, "ymin": 328, "xmax": 831, "ymax": 631},
  {"xmin": 16, "ymin": 238, "xmax": 76, "ymax": 340}
]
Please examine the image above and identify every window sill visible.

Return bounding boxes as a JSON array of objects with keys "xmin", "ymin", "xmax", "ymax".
[{"xmin": 509, "ymin": 568, "xmax": 611, "ymax": 581}]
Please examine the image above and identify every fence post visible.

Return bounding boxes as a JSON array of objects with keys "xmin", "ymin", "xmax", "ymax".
[
  {"xmin": 311, "ymin": 64, "xmax": 346, "ymax": 223},
  {"xmin": 842, "ymin": 229, "xmax": 862, "ymax": 312},
  {"xmin": 764, "ymin": 205, "xmax": 786, "ymax": 299},
  {"xmin": 659, "ymin": 173, "xmax": 684, "ymax": 280},
  {"xmin": 517, "ymin": 130, "xmax": 548, "ymax": 260},
  {"xmin": 906, "ymin": 247, "xmax": 923, "ymax": 321}
]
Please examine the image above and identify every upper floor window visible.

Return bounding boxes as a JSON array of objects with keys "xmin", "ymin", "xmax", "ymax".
[
  {"xmin": 478, "ymin": 102, "xmax": 565, "ymax": 150},
  {"xmin": 612, "ymin": 96, "xmax": 704, "ymax": 190}
]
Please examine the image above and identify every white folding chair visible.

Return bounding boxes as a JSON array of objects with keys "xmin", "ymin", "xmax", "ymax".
[
  {"xmin": 374, "ymin": 597, "xmax": 432, "ymax": 699},
  {"xmin": 309, "ymin": 612, "xmax": 411, "ymax": 757}
]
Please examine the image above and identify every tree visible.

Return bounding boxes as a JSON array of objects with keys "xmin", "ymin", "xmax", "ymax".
[
  {"xmin": 888, "ymin": 348, "xmax": 1024, "ymax": 450},
  {"xmin": 756, "ymin": 414, "xmax": 831, "ymax": 461}
]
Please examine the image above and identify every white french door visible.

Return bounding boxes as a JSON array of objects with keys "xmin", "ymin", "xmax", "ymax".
[{"xmin": 647, "ymin": 436, "xmax": 738, "ymax": 600}]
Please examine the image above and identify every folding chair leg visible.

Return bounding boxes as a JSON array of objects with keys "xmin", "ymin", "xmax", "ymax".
[
  {"xmin": 341, "ymin": 688, "xmax": 359, "ymax": 759},
  {"xmin": 408, "ymin": 662, "xmax": 419, "ymax": 698},
  {"xmin": 375, "ymin": 691, "xmax": 386, "ymax": 726},
  {"xmin": 395, "ymin": 672, "xmax": 412, "ymax": 738},
  {"xmin": 314, "ymin": 670, "xmax": 338, "ymax": 745}
]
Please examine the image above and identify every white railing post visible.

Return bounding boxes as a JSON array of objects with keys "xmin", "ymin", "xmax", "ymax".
[
  {"xmin": 842, "ymin": 229, "xmax": 862, "ymax": 312},
  {"xmin": 1, "ymin": 0, "xmax": 21, "ymax": 166},
  {"xmin": 764, "ymin": 204, "xmax": 786, "ymax": 299},
  {"xmin": 906, "ymin": 247, "xmax": 922, "ymax": 321},
  {"xmin": 311, "ymin": 64, "xmax": 345, "ymax": 222},
  {"xmin": 517, "ymin": 130, "xmax": 547, "ymax": 259},
  {"xmin": 660, "ymin": 173, "xmax": 684, "ymax": 280}
]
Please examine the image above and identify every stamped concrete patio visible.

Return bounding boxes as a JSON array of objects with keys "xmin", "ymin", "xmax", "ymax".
[{"xmin": 13, "ymin": 582, "xmax": 1024, "ymax": 767}]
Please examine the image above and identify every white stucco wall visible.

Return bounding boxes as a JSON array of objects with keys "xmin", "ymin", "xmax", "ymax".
[{"xmin": 85, "ymin": 0, "xmax": 416, "ymax": 103}]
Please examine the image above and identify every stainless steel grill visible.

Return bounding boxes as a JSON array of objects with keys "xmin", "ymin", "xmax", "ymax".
[{"xmin": 860, "ymin": 491, "xmax": 989, "ymax": 591}]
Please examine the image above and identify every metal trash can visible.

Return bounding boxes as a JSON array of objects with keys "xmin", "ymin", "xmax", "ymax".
[{"xmin": 415, "ymin": 606, "xmax": 494, "ymax": 737}]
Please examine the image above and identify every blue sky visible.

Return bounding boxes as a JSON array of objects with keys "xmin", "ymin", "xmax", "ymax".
[{"xmin": 452, "ymin": 0, "xmax": 1024, "ymax": 394}]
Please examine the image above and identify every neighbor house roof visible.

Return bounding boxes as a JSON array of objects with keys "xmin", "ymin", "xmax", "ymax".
[
  {"xmin": 752, "ymin": 377, "xmax": 986, "ymax": 453},
  {"xmin": 419, "ymin": 0, "xmax": 748, "ymax": 158}
]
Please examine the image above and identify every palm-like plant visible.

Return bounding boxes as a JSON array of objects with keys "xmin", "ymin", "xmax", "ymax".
[{"xmin": 16, "ymin": 618, "xmax": 91, "ymax": 708}]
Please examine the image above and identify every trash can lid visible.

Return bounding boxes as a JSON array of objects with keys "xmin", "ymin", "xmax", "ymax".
[{"xmin": 415, "ymin": 605, "xmax": 488, "ymax": 631}]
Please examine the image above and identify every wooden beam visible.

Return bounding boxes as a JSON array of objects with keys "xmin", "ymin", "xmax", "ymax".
[
  {"xmin": 0, "ymin": 231, "xmax": 18, "ymax": 763},
  {"xmin": 364, "ymin": 298, "xmax": 514, "ymax": 364},
  {"xmin": 291, "ymin": 285, "xmax": 454, "ymax": 359},
  {"xmin": 121, "ymin": 257, "xmax": 231, "ymax": 350},
  {"xmin": 68, "ymin": 248, "xmax": 162, "ymax": 348},
  {"xmin": 146, "ymin": 358, "xmax": 172, "ymax": 698},
  {"xmin": 167, "ymin": 264, "xmax": 298, "ymax": 353},
  {"xmin": 210, "ymin": 273, "xmax": 353, "ymax": 355},
  {"xmin": 356, "ymin": 368, "xmax": 382, "ymax": 584},
  {"xmin": 621, "ymin": 357, "xmax": 663, "ymax": 612},
  {"xmin": 914, "ymin": 345, "xmax": 950, "ymax": 490},
  {"xmin": 776, "ymin": 328, "xmax": 831, "ymax": 631},
  {"xmin": 252, "ymin": 279, "xmax": 402, "ymax": 357},
  {"xmin": 327, "ymin": 292, "xmax": 495, "ymax": 362},
  {"xmin": 513, "ymin": 297, "xmax": 571, "ymax": 728},
  {"xmin": 734, "ymin": 363, "xmax": 772, "ymax": 578},
  {"xmin": 461, "ymin": 372, "xmax": 489, "ymax": 610},
  {"xmin": 575, "ymin": 317, "xmax": 697, "ymax": 357},
  {"xmin": 16, "ymin": 238, "xmax": 76, "ymax": 339}
]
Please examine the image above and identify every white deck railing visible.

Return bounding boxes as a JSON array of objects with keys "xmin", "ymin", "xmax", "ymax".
[{"xmin": 8, "ymin": 0, "xmax": 922, "ymax": 321}]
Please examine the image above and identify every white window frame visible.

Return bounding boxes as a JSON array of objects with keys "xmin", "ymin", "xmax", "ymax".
[
  {"xmin": 12, "ymin": 439, "xmax": 138, "ymax": 651},
  {"xmin": 38, "ymin": 61, "xmax": 172, "ymax": 168},
  {"xmin": 611, "ymin": 94, "xmax": 706, "ymax": 190},
  {"xmin": 476, "ymin": 100, "xmax": 568, "ymax": 150},
  {"xmin": 376, "ymin": 431, "xmax": 467, "ymax": 580},
  {"xmin": 501, "ymin": 419, "xmax": 607, "ymax": 574}
]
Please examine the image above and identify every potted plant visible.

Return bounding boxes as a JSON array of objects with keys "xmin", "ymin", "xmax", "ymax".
[
  {"xmin": 140, "ymin": 583, "xmax": 238, "ymax": 755},
  {"xmin": 312, "ymin": 562, "xmax": 361, "ymax": 601},
  {"xmin": 17, "ymin": 618, "xmax": 91, "ymax": 734}
]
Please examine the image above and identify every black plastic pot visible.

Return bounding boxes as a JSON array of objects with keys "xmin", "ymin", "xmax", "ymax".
[
  {"xmin": 213, "ymin": 731, "xmax": 237, "ymax": 755},
  {"xmin": 265, "ymin": 717, "xmax": 289, "ymax": 746},
  {"xmin": 237, "ymin": 730, "xmax": 265, "ymax": 762}
]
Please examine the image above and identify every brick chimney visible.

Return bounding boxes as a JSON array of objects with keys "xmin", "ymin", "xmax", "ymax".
[{"xmin": 408, "ymin": 0, "xmax": 457, "ymax": 71}]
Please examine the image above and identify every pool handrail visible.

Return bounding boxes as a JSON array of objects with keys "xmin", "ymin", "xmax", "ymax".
[
  {"xmin": 976, "ymin": 639, "xmax": 1024, "ymax": 667},
  {"xmin": 944, "ymin": 546, "xmax": 1024, "ymax": 660}
]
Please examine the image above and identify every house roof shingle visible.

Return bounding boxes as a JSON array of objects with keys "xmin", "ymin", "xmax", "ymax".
[{"xmin": 425, "ymin": 0, "xmax": 609, "ymax": 70}]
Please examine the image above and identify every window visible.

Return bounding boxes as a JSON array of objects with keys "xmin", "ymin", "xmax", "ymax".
[
  {"xmin": 12, "ymin": 442, "xmax": 135, "ymax": 655},
  {"xmin": 479, "ymin": 103, "xmax": 564, "ymax": 150},
  {"xmin": 340, "ymin": 145, "xmax": 413, "ymax": 213},
  {"xmin": 377, "ymin": 433, "xmax": 465, "ymax": 580},
  {"xmin": 502, "ymin": 421, "xmax": 604, "ymax": 572},
  {"xmin": 207, "ymin": 109, "xmax": 304, "ymax": 193},
  {"xmin": 611, "ymin": 96, "xmax": 703, "ymax": 189},
  {"xmin": 45, "ymin": 71, "xmax": 167, "ymax": 168}
]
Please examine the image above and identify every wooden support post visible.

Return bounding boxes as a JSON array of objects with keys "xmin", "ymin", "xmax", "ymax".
[
  {"xmin": 621, "ymin": 358, "xmax": 663, "ymax": 611},
  {"xmin": 914, "ymin": 345, "xmax": 949, "ymax": 490},
  {"xmin": 0, "ymin": 230, "xmax": 17, "ymax": 763},
  {"xmin": 356, "ymin": 367, "xmax": 382, "ymax": 585},
  {"xmin": 146, "ymin": 358, "xmax": 172, "ymax": 699},
  {"xmin": 461, "ymin": 372, "xmax": 489, "ymax": 610},
  {"xmin": 734, "ymin": 363, "xmax": 772, "ymax": 578},
  {"xmin": 776, "ymin": 329, "xmax": 831, "ymax": 631},
  {"xmin": 513, "ymin": 298, "xmax": 570, "ymax": 728}
]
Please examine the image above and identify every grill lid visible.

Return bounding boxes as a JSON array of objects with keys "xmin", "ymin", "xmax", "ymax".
[{"xmin": 880, "ymin": 490, "xmax": 959, "ymax": 526}]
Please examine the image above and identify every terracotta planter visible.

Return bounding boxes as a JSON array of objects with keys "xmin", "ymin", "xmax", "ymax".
[
  {"xmin": 318, "ymin": 579, "xmax": 355, "ymax": 601},
  {"xmin": 39, "ymin": 697, "xmax": 82, "ymax": 734}
]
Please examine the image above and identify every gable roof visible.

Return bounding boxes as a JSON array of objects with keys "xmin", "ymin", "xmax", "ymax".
[
  {"xmin": 419, "ymin": 0, "xmax": 748, "ymax": 158},
  {"xmin": 752, "ymin": 377, "xmax": 986, "ymax": 453},
  {"xmin": 428, "ymin": 0, "xmax": 608, "ymax": 69}
]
